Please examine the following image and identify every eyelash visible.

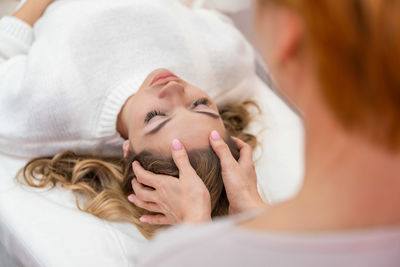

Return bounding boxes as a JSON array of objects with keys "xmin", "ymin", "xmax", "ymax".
[
  {"xmin": 144, "ymin": 110, "xmax": 166, "ymax": 123},
  {"xmin": 144, "ymin": 98, "xmax": 211, "ymax": 123},
  {"xmin": 192, "ymin": 97, "xmax": 210, "ymax": 108}
]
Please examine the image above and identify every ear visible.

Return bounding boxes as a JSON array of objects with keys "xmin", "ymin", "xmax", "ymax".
[
  {"xmin": 277, "ymin": 9, "xmax": 303, "ymax": 65},
  {"xmin": 122, "ymin": 140, "xmax": 132, "ymax": 158}
]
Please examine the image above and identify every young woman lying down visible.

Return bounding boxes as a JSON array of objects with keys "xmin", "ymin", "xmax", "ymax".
[{"xmin": 0, "ymin": 0, "xmax": 263, "ymax": 238}]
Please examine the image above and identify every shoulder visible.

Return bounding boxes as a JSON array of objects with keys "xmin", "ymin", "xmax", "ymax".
[{"xmin": 136, "ymin": 216, "xmax": 400, "ymax": 267}]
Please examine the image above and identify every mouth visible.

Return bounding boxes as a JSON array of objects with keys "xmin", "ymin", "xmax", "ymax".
[{"xmin": 150, "ymin": 71, "xmax": 179, "ymax": 87}]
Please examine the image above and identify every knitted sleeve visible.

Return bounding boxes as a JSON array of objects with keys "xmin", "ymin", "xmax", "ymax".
[
  {"xmin": 0, "ymin": 16, "xmax": 33, "ymax": 154},
  {"xmin": 0, "ymin": 16, "xmax": 33, "ymax": 64}
]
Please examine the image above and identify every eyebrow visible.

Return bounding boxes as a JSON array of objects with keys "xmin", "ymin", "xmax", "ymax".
[{"xmin": 145, "ymin": 112, "xmax": 220, "ymax": 136}]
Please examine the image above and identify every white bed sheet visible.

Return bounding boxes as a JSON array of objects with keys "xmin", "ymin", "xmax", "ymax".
[{"xmin": 0, "ymin": 75, "xmax": 304, "ymax": 267}]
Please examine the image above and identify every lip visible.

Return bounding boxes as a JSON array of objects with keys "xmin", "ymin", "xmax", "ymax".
[{"xmin": 150, "ymin": 71, "xmax": 178, "ymax": 86}]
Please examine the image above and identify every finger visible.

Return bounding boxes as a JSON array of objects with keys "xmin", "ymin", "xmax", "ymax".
[
  {"xmin": 171, "ymin": 139, "xmax": 196, "ymax": 177},
  {"xmin": 131, "ymin": 178, "xmax": 157, "ymax": 202},
  {"xmin": 127, "ymin": 194, "xmax": 162, "ymax": 213},
  {"xmin": 132, "ymin": 161, "xmax": 163, "ymax": 188},
  {"xmin": 140, "ymin": 214, "xmax": 172, "ymax": 225},
  {"xmin": 209, "ymin": 130, "xmax": 237, "ymax": 168},
  {"xmin": 231, "ymin": 137, "xmax": 254, "ymax": 165}
]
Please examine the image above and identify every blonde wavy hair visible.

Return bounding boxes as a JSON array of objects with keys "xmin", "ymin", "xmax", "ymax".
[{"xmin": 17, "ymin": 101, "xmax": 259, "ymax": 239}]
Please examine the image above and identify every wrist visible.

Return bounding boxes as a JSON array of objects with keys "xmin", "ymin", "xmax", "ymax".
[
  {"xmin": 230, "ymin": 194, "xmax": 267, "ymax": 215},
  {"xmin": 184, "ymin": 203, "xmax": 212, "ymax": 224},
  {"xmin": 185, "ymin": 213, "xmax": 211, "ymax": 224},
  {"xmin": 13, "ymin": 0, "xmax": 52, "ymax": 26},
  {"xmin": 246, "ymin": 193, "xmax": 267, "ymax": 209}
]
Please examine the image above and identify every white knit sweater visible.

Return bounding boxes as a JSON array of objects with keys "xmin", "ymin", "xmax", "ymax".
[{"xmin": 0, "ymin": 0, "xmax": 255, "ymax": 158}]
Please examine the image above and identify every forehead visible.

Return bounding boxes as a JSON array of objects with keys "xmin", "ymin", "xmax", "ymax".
[{"xmin": 133, "ymin": 112, "xmax": 226, "ymax": 155}]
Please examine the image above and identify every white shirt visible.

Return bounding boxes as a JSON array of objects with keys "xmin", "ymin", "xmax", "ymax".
[
  {"xmin": 137, "ymin": 212, "xmax": 400, "ymax": 267},
  {"xmin": 0, "ymin": 0, "xmax": 255, "ymax": 158}
]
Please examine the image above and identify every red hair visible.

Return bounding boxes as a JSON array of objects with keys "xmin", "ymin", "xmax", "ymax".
[{"xmin": 261, "ymin": 0, "xmax": 400, "ymax": 150}]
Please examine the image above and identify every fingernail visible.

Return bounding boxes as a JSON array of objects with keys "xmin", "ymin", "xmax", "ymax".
[
  {"xmin": 211, "ymin": 130, "xmax": 221, "ymax": 141},
  {"xmin": 128, "ymin": 195, "xmax": 134, "ymax": 202},
  {"xmin": 172, "ymin": 139, "xmax": 182, "ymax": 151},
  {"xmin": 140, "ymin": 216, "xmax": 147, "ymax": 223}
]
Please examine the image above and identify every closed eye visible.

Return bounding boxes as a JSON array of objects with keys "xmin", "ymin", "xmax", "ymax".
[
  {"xmin": 191, "ymin": 97, "xmax": 211, "ymax": 108},
  {"xmin": 144, "ymin": 110, "xmax": 166, "ymax": 123},
  {"xmin": 144, "ymin": 97, "xmax": 211, "ymax": 124},
  {"xmin": 145, "ymin": 111, "xmax": 220, "ymax": 136}
]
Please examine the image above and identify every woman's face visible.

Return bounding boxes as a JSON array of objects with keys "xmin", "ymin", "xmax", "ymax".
[{"xmin": 122, "ymin": 69, "xmax": 227, "ymax": 155}]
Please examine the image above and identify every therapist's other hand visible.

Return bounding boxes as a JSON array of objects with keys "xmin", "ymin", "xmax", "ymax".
[
  {"xmin": 210, "ymin": 130, "xmax": 267, "ymax": 215},
  {"xmin": 128, "ymin": 139, "xmax": 211, "ymax": 225}
]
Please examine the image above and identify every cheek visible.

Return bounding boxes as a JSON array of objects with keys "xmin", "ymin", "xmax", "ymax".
[
  {"xmin": 128, "ymin": 123, "xmax": 141, "ymax": 149},
  {"xmin": 125, "ymin": 101, "xmax": 144, "ymax": 142}
]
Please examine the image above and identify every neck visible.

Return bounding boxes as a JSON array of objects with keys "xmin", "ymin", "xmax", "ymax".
[
  {"xmin": 244, "ymin": 99, "xmax": 400, "ymax": 232},
  {"xmin": 296, "ymin": 101, "xmax": 400, "ymax": 228},
  {"xmin": 304, "ymin": 104, "xmax": 400, "ymax": 185}
]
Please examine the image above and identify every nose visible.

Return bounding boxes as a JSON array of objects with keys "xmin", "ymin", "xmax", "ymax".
[{"xmin": 157, "ymin": 81, "xmax": 185, "ymax": 99}]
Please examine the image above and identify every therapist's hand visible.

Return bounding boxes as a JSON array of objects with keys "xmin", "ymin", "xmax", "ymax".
[
  {"xmin": 128, "ymin": 139, "xmax": 212, "ymax": 225},
  {"xmin": 210, "ymin": 130, "xmax": 267, "ymax": 215}
]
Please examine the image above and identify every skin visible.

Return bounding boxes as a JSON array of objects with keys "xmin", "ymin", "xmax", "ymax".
[
  {"xmin": 117, "ymin": 68, "xmax": 227, "ymax": 156},
  {"xmin": 134, "ymin": 0, "xmax": 400, "ymax": 232},
  {"xmin": 13, "ymin": 0, "xmax": 55, "ymax": 26}
]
